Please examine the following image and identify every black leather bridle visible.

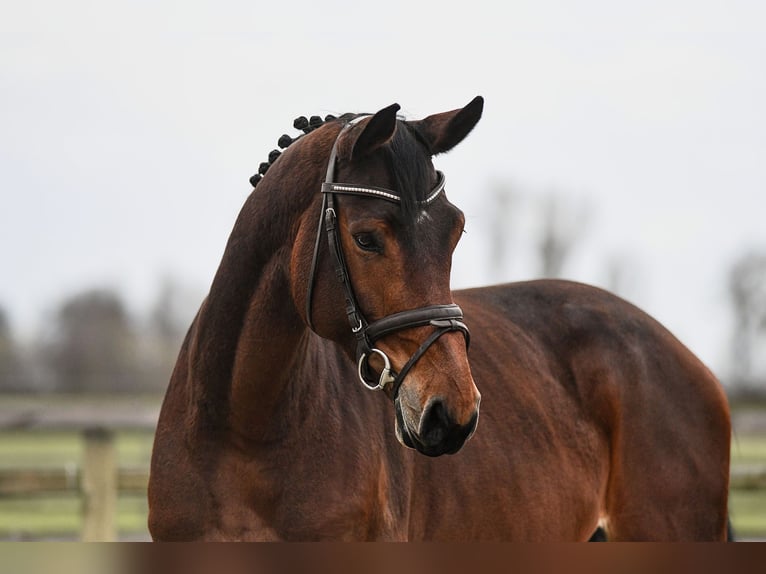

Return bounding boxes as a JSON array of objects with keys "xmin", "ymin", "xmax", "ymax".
[{"xmin": 305, "ymin": 117, "xmax": 470, "ymax": 399}]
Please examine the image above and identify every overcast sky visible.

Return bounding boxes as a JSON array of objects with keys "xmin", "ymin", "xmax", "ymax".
[{"xmin": 2, "ymin": 0, "xmax": 765, "ymax": 378}]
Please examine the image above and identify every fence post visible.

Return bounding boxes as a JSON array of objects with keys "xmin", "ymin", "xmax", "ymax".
[{"xmin": 81, "ymin": 427, "xmax": 117, "ymax": 542}]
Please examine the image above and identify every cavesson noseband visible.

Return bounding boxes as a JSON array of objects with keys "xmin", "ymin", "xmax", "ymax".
[{"xmin": 305, "ymin": 117, "xmax": 470, "ymax": 399}]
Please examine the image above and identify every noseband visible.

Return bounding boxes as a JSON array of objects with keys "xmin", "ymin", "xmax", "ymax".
[{"xmin": 305, "ymin": 118, "xmax": 470, "ymax": 399}]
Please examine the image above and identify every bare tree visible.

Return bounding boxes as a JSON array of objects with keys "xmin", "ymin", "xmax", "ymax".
[
  {"xmin": 486, "ymin": 182, "xmax": 591, "ymax": 283},
  {"xmin": 487, "ymin": 182, "xmax": 519, "ymax": 282},
  {"xmin": 0, "ymin": 307, "xmax": 26, "ymax": 392},
  {"xmin": 537, "ymin": 191, "xmax": 590, "ymax": 279},
  {"xmin": 42, "ymin": 288, "xmax": 138, "ymax": 393},
  {"xmin": 604, "ymin": 252, "xmax": 642, "ymax": 302},
  {"xmin": 728, "ymin": 251, "xmax": 766, "ymax": 388},
  {"xmin": 138, "ymin": 277, "xmax": 195, "ymax": 391}
]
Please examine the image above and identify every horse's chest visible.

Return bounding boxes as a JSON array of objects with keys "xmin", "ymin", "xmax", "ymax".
[{"xmin": 212, "ymin": 448, "xmax": 404, "ymax": 541}]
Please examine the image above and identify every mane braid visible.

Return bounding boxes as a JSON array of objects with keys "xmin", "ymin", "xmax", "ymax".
[
  {"xmin": 249, "ymin": 113, "xmax": 344, "ymax": 188},
  {"xmin": 250, "ymin": 114, "xmax": 432, "ymax": 226}
]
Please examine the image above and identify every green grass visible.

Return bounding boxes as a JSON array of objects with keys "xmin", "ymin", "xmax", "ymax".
[
  {"xmin": 0, "ymin": 431, "xmax": 82, "ymax": 469},
  {"xmin": 730, "ymin": 490, "xmax": 766, "ymax": 538},
  {"xmin": 731, "ymin": 435, "xmax": 766, "ymax": 466},
  {"xmin": 0, "ymin": 430, "xmax": 154, "ymax": 469},
  {"xmin": 729, "ymin": 434, "xmax": 766, "ymax": 538},
  {"xmin": 0, "ymin": 495, "xmax": 149, "ymax": 539},
  {"xmin": 0, "ymin": 496, "xmax": 82, "ymax": 535}
]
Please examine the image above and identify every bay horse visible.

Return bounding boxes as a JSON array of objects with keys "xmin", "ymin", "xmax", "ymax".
[{"xmin": 148, "ymin": 97, "xmax": 731, "ymax": 541}]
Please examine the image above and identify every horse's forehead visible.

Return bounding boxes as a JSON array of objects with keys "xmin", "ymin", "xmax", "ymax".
[
  {"xmin": 399, "ymin": 204, "xmax": 461, "ymax": 255},
  {"xmin": 342, "ymin": 195, "xmax": 453, "ymax": 233}
]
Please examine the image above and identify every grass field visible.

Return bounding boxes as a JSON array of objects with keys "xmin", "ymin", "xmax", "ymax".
[
  {"xmin": 729, "ymin": 422, "xmax": 766, "ymax": 539},
  {"xmin": 1, "ymin": 402, "xmax": 764, "ymax": 540}
]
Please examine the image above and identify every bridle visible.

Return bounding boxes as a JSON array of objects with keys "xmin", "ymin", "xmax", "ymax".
[{"xmin": 305, "ymin": 117, "xmax": 470, "ymax": 400}]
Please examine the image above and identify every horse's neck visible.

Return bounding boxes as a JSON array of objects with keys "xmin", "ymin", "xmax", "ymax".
[
  {"xmin": 186, "ymin": 190, "xmax": 310, "ymax": 439},
  {"xmin": 228, "ymin": 248, "xmax": 312, "ymax": 438}
]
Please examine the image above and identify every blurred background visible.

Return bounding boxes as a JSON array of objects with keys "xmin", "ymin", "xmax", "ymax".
[{"xmin": 1, "ymin": 0, "xmax": 764, "ymax": 540}]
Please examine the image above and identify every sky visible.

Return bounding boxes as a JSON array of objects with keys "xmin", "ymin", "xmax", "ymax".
[{"xmin": 1, "ymin": 0, "xmax": 765, "ymax": 380}]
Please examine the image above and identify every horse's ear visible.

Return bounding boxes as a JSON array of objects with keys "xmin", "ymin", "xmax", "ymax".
[
  {"xmin": 351, "ymin": 103, "xmax": 401, "ymax": 160},
  {"xmin": 414, "ymin": 96, "xmax": 484, "ymax": 155}
]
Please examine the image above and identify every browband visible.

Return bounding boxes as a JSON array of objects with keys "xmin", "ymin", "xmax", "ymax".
[{"xmin": 321, "ymin": 171, "xmax": 446, "ymax": 206}]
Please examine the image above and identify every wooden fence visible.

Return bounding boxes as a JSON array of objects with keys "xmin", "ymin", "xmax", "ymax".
[
  {"xmin": 0, "ymin": 429, "xmax": 149, "ymax": 541},
  {"xmin": 1, "ymin": 397, "xmax": 765, "ymax": 540},
  {"xmin": 0, "ymin": 397, "xmax": 158, "ymax": 541}
]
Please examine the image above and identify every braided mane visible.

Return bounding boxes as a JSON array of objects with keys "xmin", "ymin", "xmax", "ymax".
[
  {"xmin": 249, "ymin": 114, "xmax": 340, "ymax": 188},
  {"xmin": 248, "ymin": 113, "xmax": 434, "ymax": 223}
]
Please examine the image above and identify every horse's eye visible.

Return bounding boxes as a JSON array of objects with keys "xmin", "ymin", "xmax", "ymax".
[{"xmin": 354, "ymin": 233, "xmax": 380, "ymax": 252}]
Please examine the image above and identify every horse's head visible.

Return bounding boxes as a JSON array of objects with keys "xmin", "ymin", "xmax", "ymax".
[{"xmin": 289, "ymin": 98, "xmax": 483, "ymax": 457}]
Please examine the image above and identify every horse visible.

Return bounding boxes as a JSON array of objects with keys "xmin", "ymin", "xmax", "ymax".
[{"xmin": 147, "ymin": 97, "xmax": 731, "ymax": 541}]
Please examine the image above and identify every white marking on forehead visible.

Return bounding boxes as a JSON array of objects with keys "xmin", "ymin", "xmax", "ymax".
[{"xmin": 416, "ymin": 210, "xmax": 432, "ymax": 225}]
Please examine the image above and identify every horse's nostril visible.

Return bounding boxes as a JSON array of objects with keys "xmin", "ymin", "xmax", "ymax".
[{"xmin": 419, "ymin": 399, "xmax": 451, "ymax": 445}]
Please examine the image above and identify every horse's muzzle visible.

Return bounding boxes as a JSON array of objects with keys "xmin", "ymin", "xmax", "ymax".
[{"xmin": 395, "ymin": 396, "xmax": 480, "ymax": 457}]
